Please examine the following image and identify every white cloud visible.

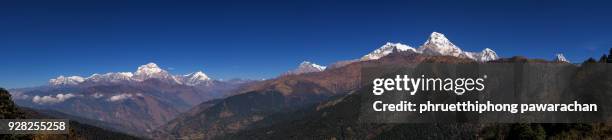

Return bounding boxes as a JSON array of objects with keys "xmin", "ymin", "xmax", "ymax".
[
  {"xmin": 107, "ymin": 93, "xmax": 141, "ymax": 102},
  {"xmin": 32, "ymin": 93, "xmax": 77, "ymax": 104},
  {"xmin": 92, "ymin": 93, "xmax": 104, "ymax": 99},
  {"xmin": 10, "ymin": 91, "xmax": 29, "ymax": 100}
]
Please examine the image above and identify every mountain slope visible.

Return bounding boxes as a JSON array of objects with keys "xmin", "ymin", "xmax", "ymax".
[
  {"xmin": 227, "ymin": 55, "xmax": 612, "ymax": 139},
  {"xmin": 1, "ymin": 88, "xmax": 140, "ymax": 140},
  {"xmin": 153, "ymin": 51, "xmax": 477, "ymax": 139},
  {"xmin": 223, "ymin": 54, "xmax": 480, "ymax": 139},
  {"xmin": 153, "ymin": 58, "xmax": 375, "ymax": 139},
  {"xmin": 153, "ymin": 79, "xmax": 338, "ymax": 139}
]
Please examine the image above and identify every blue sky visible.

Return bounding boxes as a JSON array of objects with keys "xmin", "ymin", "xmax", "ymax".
[{"xmin": 1, "ymin": 0, "xmax": 611, "ymax": 88}]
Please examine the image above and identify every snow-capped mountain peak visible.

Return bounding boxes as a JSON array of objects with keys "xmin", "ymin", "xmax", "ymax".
[
  {"xmin": 300, "ymin": 61, "xmax": 327, "ymax": 71},
  {"xmin": 478, "ymin": 48, "xmax": 499, "ymax": 62},
  {"xmin": 285, "ymin": 61, "xmax": 327, "ymax": 75},
  {"xmin": 554, "ymin": 53, "xmax": 570, "ymax": 63},
  {"xmin": 361, "ymin": 42, "xmax": 418, "ymax": 61},
  {"xmin": 182, "ymin": 71, "xmax": 211, "ymax": 86},
  {"xmin": 49, "ymin": 75, "xmax": 85, "ymax": 86},
  {"xmin": 419, "ymin": 32, "xmax": 463, "ymax": 57},
  {"xmin": 133, "ymin": 62, "xmax": 171, "ymax": 80},
  {"xmin": 185, "ymin": 71, "xmax": 209, "ymax": 80},
  {"xmin": 482, "ymin": 48, "xmax": 494, "ymax": 53},
  {"xmin": 425, "ymin": 32, "xmax": 454, "ymax": 47},
  {"xmin": 135, "ymin": 63, "xmax": 164, "ymax": 75}
]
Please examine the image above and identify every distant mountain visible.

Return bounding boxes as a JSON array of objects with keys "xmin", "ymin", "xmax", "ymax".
[
  {"xmin": 284, "ymin": 61, "xmax": 327, "ymax": 75},
  {"xmin": 49, "ymin": 76, "xmax": 85, "ymax": 86},
  {"xmin": 182, "ymin": 71, "xmax": 212, "ymax": 86},
  {"xmin": 419, "ymin": 32, "xmax": 464, "ymax": 57},
  {"xmin": 12, "ymin": 63, "xmax": 252, "ymax": 137},
  {"xmin": 50, "ymin": 62, "xmax": 213, "ymax": 86},
  {"xmin": 360, "ymin": 32, "xmax": 499, "ymax": 62},
  {"xmin": 360, "ymin": 42, "xmax": 417, "ymax": 61},
  {"xmin": 132, "ymin": 62, "xmax": 173, "ymax": 81},
  {"xmin": 554, "ymin": 53, "xmax": 570, "ymax": 63},
  {"xmin": 477, "ymin": 48, "xmax": 499, "ymax": 62}
]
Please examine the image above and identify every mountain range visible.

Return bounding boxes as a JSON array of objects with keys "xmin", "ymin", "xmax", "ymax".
[
  {"xmin": 361, "ymin": 32, "xmax": 499, "ymax": 62},
  {"xmin": 7, "ymin": 31, "xmax": 576, "ymax": 139},
  {"xmin": 11, "ymin": 63, "xmax": 252, "ymax": 137},
  {"xmin": 49, "ymin": 63, "xmax": 213, "ymax": 86},
  {"xmin": 151, "ymin": 32, "xmax": 494, "ymax": 139},
  {"xmin": 151, "ymin": 32, "xmax": 581, "ymax": 139},
  {"xmin": 224, "ymin": 54, "xmax": 607, "ymax": 139}
]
